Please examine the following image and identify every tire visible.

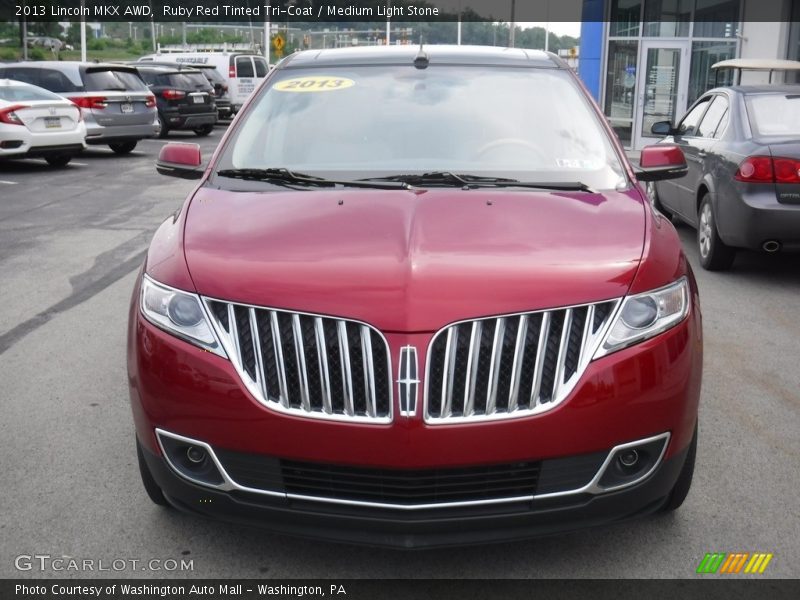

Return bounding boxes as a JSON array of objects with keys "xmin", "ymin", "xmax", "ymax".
[
  {"xmin": 136, "ymin": 437, "xmax": 170, "ymax": 507},
  {"xmin": 44, "ymin": 154, "xmax": 72, "ymax": 167},
  {"xmin": 108, "ymin": 141, "xmax": 137, "ymax": 155},
  {"xmin": 697, "ymin": 194, "xmax": 735, "ymax": 270},
  {"xmin": 193, "ymin": 124, "xmax": 214, "ymax": 137},
  {"xmin": 660, "ymin": 422, "xmax": 697, "ymax": 512},
  {"xmin": 157, "ymin": 114, "xmax": 169, "ymax": 139}
]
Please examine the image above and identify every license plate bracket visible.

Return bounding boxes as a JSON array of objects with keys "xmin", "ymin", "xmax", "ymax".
[
  {"xmin": 44, "ymin": 117, "xmax": 61, "ymax": 129},
  {"xmin": 120, "ymin": 103, "xmax": 134, "ymax": 113}
]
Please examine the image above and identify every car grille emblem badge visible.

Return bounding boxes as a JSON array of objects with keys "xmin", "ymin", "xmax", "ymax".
[
  {"xmin": 397, "ymin": 346, "xmax": 419, "ymax": 417},
  {"xmin": 48, "ymin": 106, "xmax": 56, "ymax": 115}
]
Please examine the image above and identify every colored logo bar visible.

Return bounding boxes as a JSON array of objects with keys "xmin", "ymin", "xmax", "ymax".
[{"xmin": 697, "ymin": 553, "xmax": 773, "ymax": 574}]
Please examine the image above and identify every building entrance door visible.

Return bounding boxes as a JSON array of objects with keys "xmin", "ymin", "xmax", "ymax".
[{"xmin": 633, "ymin": 41, "xmax": 690, "ymax": 149}]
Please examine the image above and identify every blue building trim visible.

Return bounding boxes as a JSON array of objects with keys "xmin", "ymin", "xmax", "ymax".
[{"xmin": 578, "ymin": 0, "xmax": 606, "ymax": 102}]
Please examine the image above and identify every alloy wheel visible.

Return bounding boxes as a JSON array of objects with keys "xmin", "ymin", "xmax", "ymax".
[{"xmin": 698, "ymin": 203, "xmax": 712, "ymax": 258}]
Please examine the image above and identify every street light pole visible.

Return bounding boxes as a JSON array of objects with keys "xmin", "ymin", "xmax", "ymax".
[
  {"xmin": 80, "ymin": 0, "xmax": 87, "ymax": 61},
  {"xmin": 509, "ymin": 0, "xmax": 516, "ymax": 48}
]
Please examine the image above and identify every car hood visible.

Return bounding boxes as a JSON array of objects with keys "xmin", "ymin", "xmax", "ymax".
[{"xmin": 184, "ymin": 186, "xmax": 645, "ymax": 332}]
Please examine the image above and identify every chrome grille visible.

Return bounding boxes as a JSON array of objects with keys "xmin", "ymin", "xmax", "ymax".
[
  {"xmin": 425, "ymin": 300, "xmax": 620, "ymax": 423},
  {"xmin": 205, "ymin": 300, "xmax": 392, "ymax": 423}
]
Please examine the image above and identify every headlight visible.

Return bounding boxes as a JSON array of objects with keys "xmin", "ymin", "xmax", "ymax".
[
  {"xmin": 595, "ymin": 277, "xmax": 690, "ymax": 357},
  {"xmin": 140, "ymin": 275, "xmax": 226, "ymax": 357}
]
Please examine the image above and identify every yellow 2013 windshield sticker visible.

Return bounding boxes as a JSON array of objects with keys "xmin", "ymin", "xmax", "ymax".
[{"xmin": 274, "ymin": 76, "xmax": 355, "ymax": 92}]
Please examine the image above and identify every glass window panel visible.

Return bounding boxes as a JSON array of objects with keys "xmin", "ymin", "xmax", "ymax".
[
  {"xmin": 697, "ymin": 95, "xmax": 729, "ymax": 137},
  {"xmin": 604, "ymin": 41, "xmax": 639, "ymax": 146},
  {"xmin": 641, "ymin": 47, "xmax": 683, "ymax": 138},
  {"xmin": 609, "ymin": 0, "xmax": 642, "ymax": 37},
  {"xmin": 693, "ymin": 0, "xmax": 740, "ymax": 38},
  {"xmin": 643, "ymin": 0, "xmax": 691, "ymax": 37},
  {"xmin": 689, "ymin": 41, "xmax": 736, "ymax": 104},
  {"xmin": 678, "ymin": 97, "xmax": 712, "ymax": 136}
]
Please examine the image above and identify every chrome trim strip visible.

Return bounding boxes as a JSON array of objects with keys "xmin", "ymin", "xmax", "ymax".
[
  {"xmin": 507, "ymin": 314, "xmax": 528, "ymax": 413},
  {"xmin": 291, "ymin": 314, "xmax": 311, "ymax": 412},
  {"xmin": 227, "ymin": 303, "xmax": 241, "ymax": 367},
  {"xmin": 552, "ymin": 308, "xmax": 573, "ymax": 401},
  {"xmin": 202, "ymin": 298, "xmax": 393, "ymax": 424},
  {"xmin": 249, "ymin": 308, "xmax": 267, "ymax": 401},
  {"xmin": 360, "ymin": 325, "xmax": 377, "ymax": 418},
  {"xmin": 314, "ymin": 317, "xmax": 333, "ymax": 415},
  {"xmin": 270, "ymin": 311, "xmax": 290, "ymax": 409},
  {"xmin": 485, "ymin": 318, "xmax": 506, "ymax": 415},
  {"xmin": 337, "ymin": 321, "xmax": 355, "ymax": 417},
  {"xmin": 530, "ymin": 312, "xmax": 550, "ymax": 408},
  {"xmin": 463, "ymin": 321, "xmax": 482, "ymax": 417},
  {"xmin": 155, "ymin": 428, "xmax": 670, "ymax": 511},
  {"xmin": 441, "ymin": 327, "xmax": 456, "ymax": 417}
]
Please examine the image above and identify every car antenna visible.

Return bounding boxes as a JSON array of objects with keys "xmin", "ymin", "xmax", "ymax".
[{"xmin": 414, "ymin": 36, "xmax": 429, "ymax": 70}]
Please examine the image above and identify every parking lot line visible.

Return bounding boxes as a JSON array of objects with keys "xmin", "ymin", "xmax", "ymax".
[{"xmin": 0, "ymin": 180, "xmax": 19, "ymax": 185}]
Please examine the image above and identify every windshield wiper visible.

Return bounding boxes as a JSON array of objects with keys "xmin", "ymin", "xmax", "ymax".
[
  {"xmin": 215, "ymin": 168, "xmax": 414, "ymax": 190},
  {"xmin": 360, "ymin": 172, "xmax": 593, "ymax": 192}
]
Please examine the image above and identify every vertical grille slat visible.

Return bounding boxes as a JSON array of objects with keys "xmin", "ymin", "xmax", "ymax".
[
  {"xmin": 463, "ymin": 321, "xmax": 483, "ymax": 417},
  {"xmin": 205, "ymin": 300, "xmax": 392, "ymax": 421},
  {"xmin": 507, "ymin": 315, "xmax": 528, "ymax": 413},
  {"xmin": 314, "ymin": 318, "xmax": 333, "ymax": 414},
  {"xmin": 337, "ymin": 321, "xmax": 355, "ymax": 417},
  {"xmin": 425, "ymin": 300, "xmax": 620, "ymax": 423}
]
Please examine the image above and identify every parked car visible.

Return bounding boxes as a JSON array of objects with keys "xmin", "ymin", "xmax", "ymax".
[
  {"xmin": 133, "ymin": 65, "xmax": 217, "ymax": 137},
  {"xmin": 133, "ymin": 61, "xmax": 231, "ymax": 119},
  {"xmin": 0, "ymin": 78, "xmax": 85, "ymax": 166},
  {"xmin": 0, "ymin": 62, "xmax": 158, "ymax": 154},
  {"xmin": 138, "ymin": 52, "xmax": 269, "ymax": 113},
  {"xmin": 129, "ymin": 45, "xmax": 700, "ymax": 548},
  {"xmin": 649, "ymin": 59, "xmax": 800, "ymax": 270}
]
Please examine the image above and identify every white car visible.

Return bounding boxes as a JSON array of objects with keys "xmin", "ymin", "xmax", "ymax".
[{"xmin": 0, "ymin": 79, "xmax": 86, "ymax": 166}]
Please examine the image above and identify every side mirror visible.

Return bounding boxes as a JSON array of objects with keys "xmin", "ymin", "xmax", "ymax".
[
  {"xmin": 650, "ymin": 120, "xmax": 674, "ymax": 136},
  {"xmin": 636, "ymin": 145, "xmax": 688, "ymax": 182},
  {"xmin": 156, "ymin": 142, "xmax": 203, "ymax": 180}
]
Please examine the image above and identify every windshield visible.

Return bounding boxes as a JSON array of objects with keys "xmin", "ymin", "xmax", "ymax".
[
  {"xmin": 215, "ymin": 65, "xmax": 626, "ymax": 190},
  {"xmin": 746, "ymin": 93, "xmax": 800, "ymax": 137}
]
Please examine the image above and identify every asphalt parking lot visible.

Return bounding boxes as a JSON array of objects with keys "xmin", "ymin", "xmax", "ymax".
[{"xmin": 0, "ymin": 126, "xmax": 798, "ymax": 579}]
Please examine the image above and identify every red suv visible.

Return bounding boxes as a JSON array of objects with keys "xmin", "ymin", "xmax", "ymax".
[{"xmin": 128, "ymin": 46, "xmax": 701, "ymax": 548}]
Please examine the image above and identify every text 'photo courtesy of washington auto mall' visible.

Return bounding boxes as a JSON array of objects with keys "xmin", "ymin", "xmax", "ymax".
[{"xmin": 1, "ymin": 0, "xmax": 799, "ymax": 596}]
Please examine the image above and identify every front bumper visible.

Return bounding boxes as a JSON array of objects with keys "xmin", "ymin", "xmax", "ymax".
[{"xmin": 139, "ymin": 435, "xmax": 690, "ymax": 548}]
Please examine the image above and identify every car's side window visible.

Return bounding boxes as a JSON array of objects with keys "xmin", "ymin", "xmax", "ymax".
[
  {"xmin": 678, "ymin": 97, "xmax": 711, "ymax": 137},
  {"xmin": 697, "ymin": 96, "xmax": 729, "ymax": 139},
  {"xmin": 236, "ymin": 57, "xmax": 254, "ymax": 78},
  {"xmin": 38, "ymin": 69, "xmax": 79, "ymax": 93},
  {"xmin": 254, "ymin": 58, "xmax": 268, "ymax": 78},
  {"xmin": 2, "ymin": 68, "xmax": 39, "ymax": 86}
]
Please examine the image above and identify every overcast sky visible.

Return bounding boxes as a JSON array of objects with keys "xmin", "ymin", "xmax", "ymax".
[{"xmin": 519, "ymin": 22, "xmax": 581, "ymax": 38}]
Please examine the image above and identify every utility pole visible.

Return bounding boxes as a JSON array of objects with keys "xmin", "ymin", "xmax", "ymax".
[
  {"xmin": 457, "ymin": 0, "xmax": 462, "ymax": 45},
  {"xmin": 509, "ymin": 0, "xmax": 516, "ymax": 48},
  {"xmin": 264, "ymin": 16, "xmax": 270, "ymax": 64}
]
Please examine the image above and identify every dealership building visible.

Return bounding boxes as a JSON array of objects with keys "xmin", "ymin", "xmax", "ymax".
[{"xmin": 576, "ymin": 0, "xmax": 800, "ymax": 148}]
